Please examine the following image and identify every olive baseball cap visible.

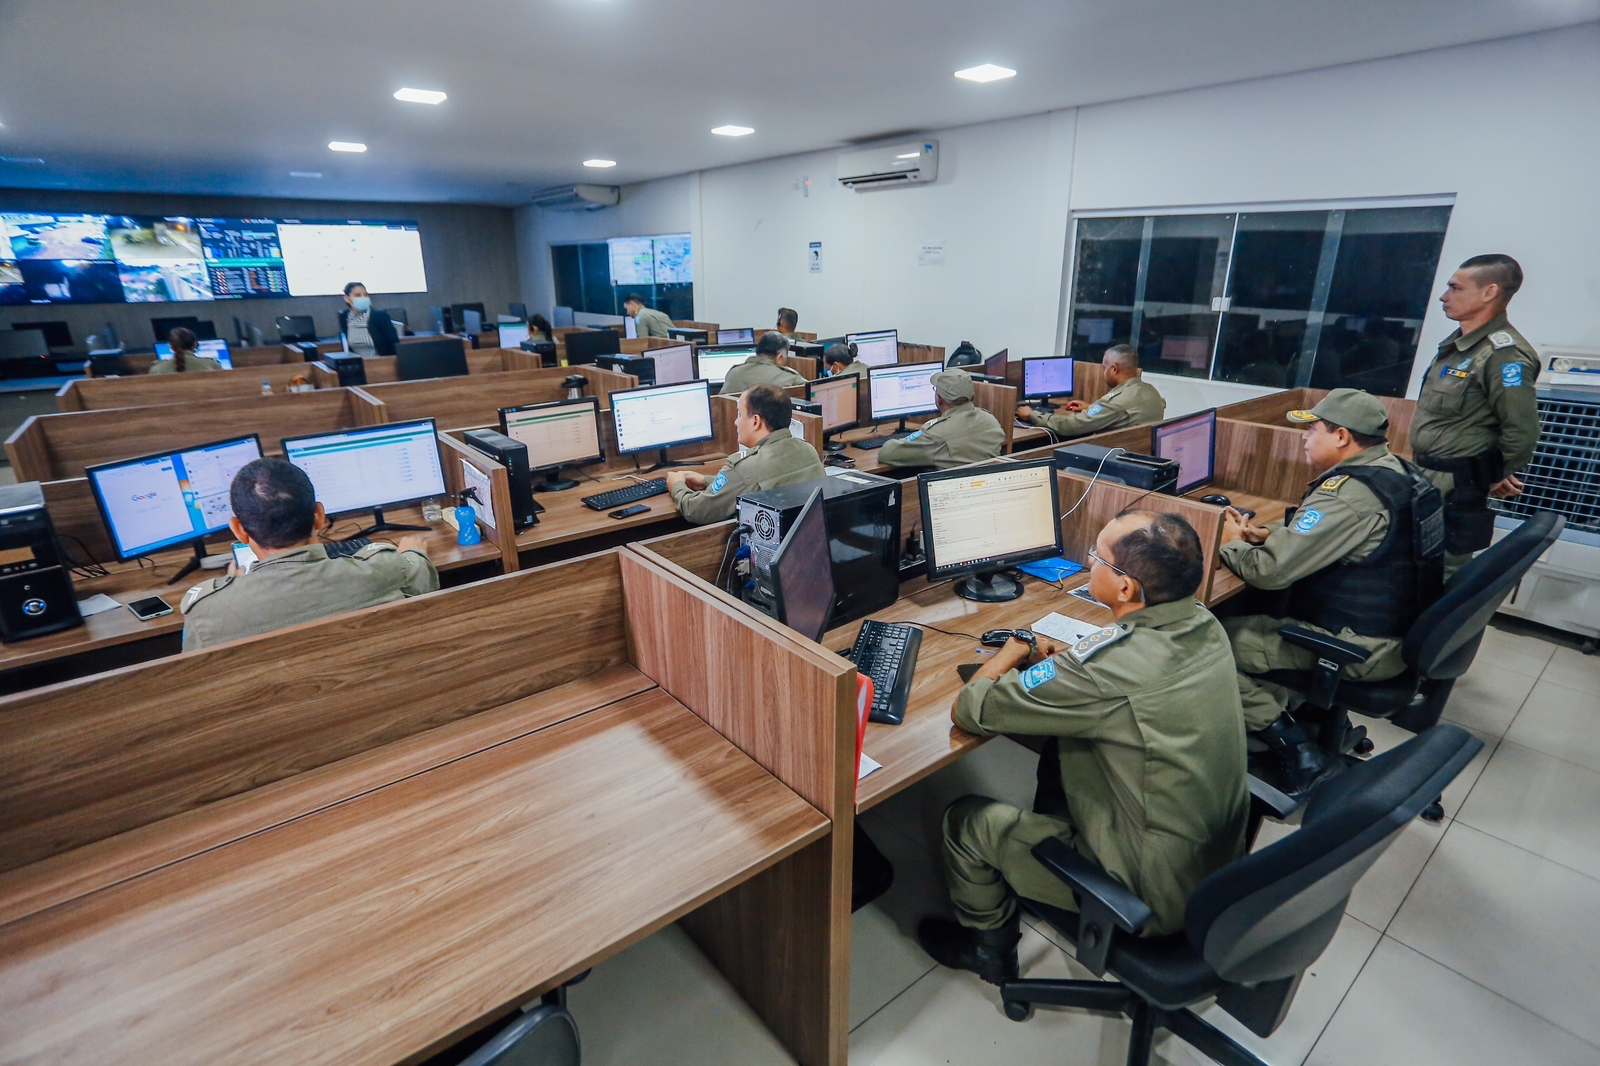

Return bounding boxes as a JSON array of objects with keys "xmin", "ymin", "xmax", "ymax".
[
  {"xmin": 1287, "ymin": 388, "xmax": 1390, "ymax": 437},
  {"xmin": 931, "ymin": 369, "xmax": 976, "ymax": 402}
]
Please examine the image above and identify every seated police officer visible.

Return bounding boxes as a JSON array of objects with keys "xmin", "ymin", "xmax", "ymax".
[
  {"xmin": 878, "ymin": 369, "xmax": 1004, "ymax": 472},
  {"xmin": 181, "ymin": 458, "xmax": 439, "ymax": 650},
  {"xmin": 1219, "ymin": 389, "xmax": 1443, "ymax": 794},
  {"xmin": 824, "ymin": 341, "xmax": 867, "ymax": 380},
  {"xmin": 917, "ymin": 510, "xmax": 1248, "ymax": 984},
  {"xmin": 719, "ymin": 331, "xmax": 809, "ymax": 395},
  {"xmin": 775, "ymin": 306, "xmax": 803, "ymax": 341},
  {"xmin": 1017, "ymin": 344, "xmax": 1166, "ymax": 439},
  {"xmin": 665, "ymin": 383, "xmax": 824, "ymax": 524}
]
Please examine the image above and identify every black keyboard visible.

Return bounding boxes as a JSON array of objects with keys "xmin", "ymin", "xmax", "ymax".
[
  {"xmin": 850, "ymin": 620, "xmax": 922, "ymax": 725},
  {"xmin": 853, "ymin": 431, "xmax": 913, "ymax": 451},
  {"xmin": 325, "ymin": 537, "xmax": 371, "ymax": 558},
  {"xmin": 581, "ymin": 478, "xmax": 669, "ymax": 511}
]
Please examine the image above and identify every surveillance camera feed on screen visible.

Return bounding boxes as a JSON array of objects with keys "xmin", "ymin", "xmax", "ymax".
[{"xmin": 0, "ymin": 211, "xmax": 427, "ymax": 305}]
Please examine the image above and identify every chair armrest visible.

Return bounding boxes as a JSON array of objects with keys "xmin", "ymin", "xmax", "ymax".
[
  {"xmin": 1276, "ymin": 625, "xmax": 1373, "ymax": 666},
  {"xmin": 1031, "ymin": 836, "xmax": 1153, "ymax": 976},
  {"xmin": 1248, "ymin": 774, "xmax": 1298, "ymax": 821}
]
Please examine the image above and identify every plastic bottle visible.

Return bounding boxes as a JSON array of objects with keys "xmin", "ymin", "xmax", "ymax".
[
  {"xmin": 260, "ymin": 381, "xmax": 273, "ymax": 396},
  {"xmin": 455, "ymin": 490, "xmax": 482, "ymax": 546}
]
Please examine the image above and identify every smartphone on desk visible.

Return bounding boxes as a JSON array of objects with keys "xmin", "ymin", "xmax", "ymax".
[
  {"xmin": 232, "ymin": 542, "xmax": 258, "ymax": 573},
  {"xmin": 126, "ymin": 596, "xmax": 173, "ymax": 622}
]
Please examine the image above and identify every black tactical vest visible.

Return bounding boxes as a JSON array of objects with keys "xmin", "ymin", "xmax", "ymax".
[{"xmin": 1287, "ymin": 461, "xmax": 1445, "ymax": 638}]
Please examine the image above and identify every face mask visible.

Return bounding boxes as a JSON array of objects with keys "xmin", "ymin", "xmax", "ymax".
[{"xmin": 351, "ymin": 296, "xmax": 372, "ymax": 312}]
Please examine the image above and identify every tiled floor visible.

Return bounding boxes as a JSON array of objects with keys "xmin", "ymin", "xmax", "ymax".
[{"xmin": 563, "ymin": 622, "xmax": 1600, "ymax": 1065}]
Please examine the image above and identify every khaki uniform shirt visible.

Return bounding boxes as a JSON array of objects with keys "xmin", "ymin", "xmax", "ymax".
[
  {"xmin": 954, "ymin": 597, "xmax": 1249, "ymax": 935},
  {"xmin": 1029, "ymin": 376, "xmax": 1166, "ymax": 438},
  {"xmin": 671, "ymin": 427, "xmax": 825, "ymax": 524},
  {"xmin": 1410, "ymin": 315, "xmax": 1541, "ymax": 474},
  {"xmin": 180, "ymin": 543, "xmax": 439, "ymax": 651},
  {"xmin": 720, "ymin": 354, "xmax": 808, "ymax": 395},
  {"xmin": 878, "ymin": 401, "xmax": 1004, "ymax": 470},
  {"xmin": 831, "ymin": 361, "xmax": 869, "ymax": 381},
  {"xmin": 148, "ymin": 355, "xmax": 224, "ymax": 374},
  {"xmin": 633, "ymin": 307, "xmax": 675, "ymax": 338}
]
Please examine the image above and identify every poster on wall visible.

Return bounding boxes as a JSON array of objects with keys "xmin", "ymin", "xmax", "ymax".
[{"xmin": 809, "ymin": 241, "xmax": 822, "ymax": 273}]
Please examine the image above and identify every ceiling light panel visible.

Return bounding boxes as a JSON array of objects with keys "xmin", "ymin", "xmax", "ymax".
[
  {"xmin": 328, "ymin": 141, "xmax": 367, "ymax": 153},
  {"xmin": 394, "ymin": 88, "xmax": 448, "ymax": 105},
  {"xmin": 711, "ymin": 125, "xmax": 754, "ymax": 137},
  {"xmin": 954, "ymin": 63, "xmax": 1016, "ymax": 83},
  {"xmin": 583, "ymin": 159, "xmax": 617, "ymax": 168}
]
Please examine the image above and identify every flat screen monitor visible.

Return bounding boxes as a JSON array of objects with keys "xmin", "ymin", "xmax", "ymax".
[
  {"xmin": 716, "ymin": 328, "xmax": 754, "ymax": 344},
  {"xmin": 276, "ymin": 315, "xmax": 317, "ymax": 342},
  {"xmin": 1152, "ymin": 408, "xmax": 1218, "ymax": 495},
  {"xmin": 151, "ymin": 315, "xmax": 216, "ymax": 343},
  {"xmin": 13, "ymin": 321, "xmax": 72, "ymax": 349},
  {"xmin": 647, "ymin": 343, "xmax": 695, "ymax": 385},
  {"xmin": 984, "ymin": 348, "xmax": 1009, "ymax": 378},
  {"xmin": 918, "ymin": 457, "xmax": 1063, "ymax": 602},
  {"xmin": 846, "ymin": 329, "xmax": 899, "ymax": 368},
  {"xmin": 450, "ymin": 302, "xmax": 486, "ymax": 328},
  {"xmin": 460, "ymin": 309, "xmax": 482, "ymax": 335},
  {"xmin": 500, "ymin": 398, "xmax": 605, "ymax": 474},
  {"xmin": 281, "ymin": 419, "xmax": 447, "ymax": 520},
  {"xmin": 155, "ymin": 338, "xmax": 234, "ymax": 369},
  {"xmin": 771, "ymin": 488, "xmax": 835, "ymax": 643},
  {"xmin": 869, "ymin": 360, "xmax": 941, "ymax": 421},
  {"xmin": 696, "ymin": 344, "xmax": 754, "ymax": 386},
  {"xmin": 1022, "ymin": 356, "xmax": 1074, "ymax": 400},
  {"xmin": 611, "ymin": 380, "xmax": 715, "ymax": 457},
  {"xmin": 396, "ymin": 338, "xmax": 469, "ymax": 380},
  {"xmin": 563, "ymin": 328, "xmax": 621, "ymax": 365},
  {"xmin": 497, "ymin": 321, "xmax": 530, "ymax": 348},
  {"xmin": 86, "ymin": 435, "xmax": 263, "ymax": 561},
  {"xmin": 805, "ymin": 375, "xmax": 860, "ymax": 434},
  {"xmin": 0, "ymin": 330, "xmax": 50, "ymax": 360}
]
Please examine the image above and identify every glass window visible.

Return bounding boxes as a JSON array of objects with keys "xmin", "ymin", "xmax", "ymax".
[
  {"xmin": 1138, "ymin": 213, "xmax": 1233, "ymax": 379},
  {"xmin": 550, "ymin": 235, "xmax": 695, "ymax": 319},
  {"xmin": 1213, "ymin": 210, "xmax": 1330, "ymax": 388},
  {"xmin": 1066, "ymin": 216, "xmax": 1141, "ymax": 362}
]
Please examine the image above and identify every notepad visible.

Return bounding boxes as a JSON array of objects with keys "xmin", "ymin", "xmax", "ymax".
[{"xmin": 1031, "ymin": 612, "xmax": 1103, "ymax": 646}]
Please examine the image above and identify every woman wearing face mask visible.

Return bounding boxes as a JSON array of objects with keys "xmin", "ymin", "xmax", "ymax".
[{"xmin": 337, "ymin": 282, "xmax": 400, "ymax": 356}]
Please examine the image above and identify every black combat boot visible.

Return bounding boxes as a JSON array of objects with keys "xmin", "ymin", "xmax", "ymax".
[
  {"xmin": 916, "ymin": 914, "xmax": 1021, "ymax": 985},
  {"xmin": 1254, "ymin": 712, "xmax": 1341, "ymax": 798}
]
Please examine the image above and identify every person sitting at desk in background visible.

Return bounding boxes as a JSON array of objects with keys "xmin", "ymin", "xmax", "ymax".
[
  {"xmin": 529, "ymin": 313, "xmax": 555, "ymax": 342},
  {"xmin": 916, "ymin": 510, "xmax": 1248, "ymax": 984},
  {"xmin": 719, "ymin": 331, "xmax": 808, "ymax": 394},
  {"xmin": 337, "ymin": 282, "xmax": 400, "ymax": 356},
  {"xmin": 180, "ymin": 458, "xmax": 439, "ymax": 651},
  {"xmin": 147, "ymin": 327, "xmax": 222, "ymax": 374},
  {"xmin": 1217, "ymin": 389, "xmax": 1443, "ymax": 795},
  {"xmin": 824, "ymin": 341, "xmax": 868, "ymax": 380},
  {"xmin": 776, "ymin": 306, "xmax": 802, "ymax": 340},
  {"xmin": 1017, "ymin": 343, "xmax": 1166, "ymax": 438},
  {"xmin": 623, "ymin": 293, "xmax": 674, "ymax": 338},
  {"xmin": 666, "ymin": 384, "xmax": 825, "ymax": 524},
  {"xmin": 878, "ymin": 369, "xmax": 1004, "ymax": 471}
]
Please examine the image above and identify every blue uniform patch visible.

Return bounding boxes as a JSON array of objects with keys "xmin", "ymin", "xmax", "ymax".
[
  {"xmin": 708, "ymin": 471, "xmax": 728, "ymax": 495},
  {"xmin": 1293, "ymin": 508, "xmax": 1325, "ymax": 534},
  {"xmin": 1020, "ymin": 659, "xmax": 1057, "ymax": 690},
  {"xmin": 1501, "ymin": 362, "xmax": 1524, "ymax": 388},
  {"xmin": 1086, "ymin": 403, "xmax": 1104, "ymax": 416}
]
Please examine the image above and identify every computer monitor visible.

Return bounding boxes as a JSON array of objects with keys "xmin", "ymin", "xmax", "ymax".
[
  {"xmin": 805, "ymin": 375, "xmax": 860, "ymax": 450},
  {"xmin": 451, "ymin": 303, "xmax": 486, "ymax": 331},
  {"xmin": 918, "ymin": 457, "xmax": 1064, "ymax": 602},
  {"xmin": 500, "ymin": 397, "xmax": 605, "ymax": 492},
  {"xmin": 770, "ymin": 488, "xmax": 835, "ymax": 642},
  {"xmin": 717, "ymin": 327, "xmax": 754, "ymax": 344},
  {"xmin": 497, "ymin": 321, "xmax": 530, "ymax": 349},
  {"xmin": 460, "ymin": 309, "xmax": 482, "ymax": 335},
  {"xmin": 86, "ymin": 434, "xmax": 263, "ymax": 584},
  {"xmin": 610, "ymin": 379, "xmax": 715, "ymax": 470},
  {"xmin": 155, "ymin": 338, "xmax": 234, "ymax": 369},
  {"xmin": 396, "ymin": 338, "xmax": 469, "ymax": 381},
  {"xmin": 563, "ymin": 328, "xmax": 621, "ymax": 365},
  {"xmin": 984, "ymin": 348, "xmax": 1009, "ymax": 378},
  {"xmin": 383, "ymin": 307, "xmax": 409, "ymax": 327},
  {"xmin": 695, "ymin": 344, "xmax": 754, "ymax": 386},
  {"xmin": 868, "ymin": 360, "xmax": 941, "ymax": 423},
  {"xmin": 647, "ymin": 343, "xmax": 695, "ymax": 385},
  {"xmin": 0, "ymin": 330, "xmax": 50, "ymax": 360},
  {"xmin": 1152, "ymin": 408, "xmax": 1218, "ymax": 495},
  {"xmin": 281, "ymin": 419, "xmax": 447, "ymax": 536},
  {"xmin": 1021, "ymin": 356, "xmax": 1075, "ymax": 408},
  {"xmin": 276, "ymin": 315, "xmax": 317, "ymax": 343},
  {"xmin": 13, "ymin": 321, "xmax": 72, "ymax": 349},
  {"xmin": 508, "ymin": 302, "xmax": 528, "ymax": 320},
  {"xmin": 150, "ymin": 316, "xmax": 202, "ymax": 343},
  {"xmin": 846, "ymin": 329, "xmax": 899, "ymax": 368}
]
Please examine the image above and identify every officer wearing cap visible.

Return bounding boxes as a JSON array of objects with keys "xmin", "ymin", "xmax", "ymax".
[
  {"xmin": 915, "ymin": 510, "xmax": 1248, "ymax": 984},
  {"xmin": 181, "ymin": 458, "xmax": 439, "ymax": 651},
  {"xmin": 719, "ymin": 331, "xmax": 809, "ymax": 395},
  {"xmin": 824, "ymin": 342, "xmax": 868, "ymax": 380},
  {"xmin": 1017, "ymin": 344, "xmax": 1166, "ymax": 439},
  {"xmin": 1218, "ymin": 388, "xmax": 1443, "ymax": 794},
  {"xmin": 665, "ymin": 383, "xmax": 824, "ymax": 524},
  {"xmin": 1411, "ymin": 254, "xmax": 1541, "ymax": 574},
  {"xmin": 878, "ymin": 370, "xmax": 1005, "ymax": 472}
]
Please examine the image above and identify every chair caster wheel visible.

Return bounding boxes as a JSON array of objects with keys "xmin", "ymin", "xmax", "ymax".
[
  {"xmin": 1003, "ymin": 999, "xmax": 1034, "ymax": 1022},
  {"xmin": 1353, "ymin": 738, "xmax": 1375, "ymax": 756},
  {"xmin": 1421, "ymin": 800, "xmax": 1445, "ymax": 823}
]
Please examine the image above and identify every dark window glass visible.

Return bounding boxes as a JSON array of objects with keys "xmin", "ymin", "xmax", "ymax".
[
  {"xmin": 1066, "ymin": 216, "xmax": 1141, "ymax": 363},
  {"xmin": 1137, "ymin": 214, "xmax": 1233, "ymax": 379},
  {"xmin": 579, "ymin": 243, "xmax": 614, "ymax": 315},
  {"xmin": 551, "ymin": 244, "xmax": 582, "ymax": 311},
  {"xmin": 1213, "ymin": 211, "xmax": 1329, "ymax": 388}
]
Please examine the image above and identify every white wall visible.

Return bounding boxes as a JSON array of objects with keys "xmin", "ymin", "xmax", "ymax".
[{"xmin": 514, "ymin": 25, "xmax": 1600, "ymax": 412}]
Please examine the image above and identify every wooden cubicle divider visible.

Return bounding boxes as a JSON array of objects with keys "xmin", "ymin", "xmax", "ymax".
[
  {"xmin": 971, "ymin": 381, "xmax": 1019, "ymax": 452},
  {"xmin": 1214, "ymin": 418, "xmax": 1319, "ymax": 502},
  {"xmin": 779, "ymin": 353, "xmax": 820, "ymax": 381},
  {"xmin": 105, "ymin": 344, "xmax": 301, "ymax": 378},
  {"xmin": 672, "ymin": 319, "xmax": 720, "ymax": 335},
  {"xmin": 350, "ymin": 365, "xmax": 639, "ymax": 433},
  {"xmin": 439, "ymin": 433, "xmax": 520, "ymax": 572},
  {"xmin": 1216, "ymin": 387, "xmax": 1416, "ymax": 458},
  {"xmin": 897, "ymin": 341, "xmax": 945, "ymax": 366},
  {"xmin": 1055, "ymin": 469, "xmax": 1230, "ymax": 602},
  {"xmin": 58, "ymin": 362, "xmax": 318, "ymax": 412},
  {"xmin": 304, "ymin": 349, "xmax": 508, "ymax": 389}
]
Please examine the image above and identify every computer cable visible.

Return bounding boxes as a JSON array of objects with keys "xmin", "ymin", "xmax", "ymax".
[
  {"xmin": 56, "ymin": 533, "xmax": 109, "ymax": 580},
  {"xmin": 1059, "ymin": 447, "xmax": 1127, "ymax": 521}
]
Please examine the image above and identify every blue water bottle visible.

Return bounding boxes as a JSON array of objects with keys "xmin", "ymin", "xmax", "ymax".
[{"xmin": 455, "ymin": 489, "xmax": 482, "ymax": 546}]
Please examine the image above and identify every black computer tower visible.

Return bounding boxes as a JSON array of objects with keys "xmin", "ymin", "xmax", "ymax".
[
  {"xmin": 668, "ymin": 327, "xmax": 709, "ymax": 344},
  {"xmin": 0, "ymin": 483, "xmax": 83, "ymax": 642},
  {"xmin": 462, "ymin": 429, "xmax": 542, "ymax": 531},
  {"xmin": 521, "ymin": 339, "xmax": 559, "ymax": 367},
  {"xmin": 323, "ymin": 353, "xmax": 368, "ymax": 386},
  {"xmin": 788, "ymin": 340, "xmax": 824, "ymax": 360},
  {"xmin": 1054, "ymin": 443, "xmax": 1180, "ymax": 494},
  {"xmin": 736, "ymin": 472, "xmax": 901, "ymax": 628},
  {"xmin": 597, "ymin": 355, "xmax": 657, "ymax": 384}
]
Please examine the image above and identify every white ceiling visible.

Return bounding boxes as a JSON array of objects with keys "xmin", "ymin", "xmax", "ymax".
[{"xmin": 0, "ymin": 0, "xmax": 1595, "ymax": 207}]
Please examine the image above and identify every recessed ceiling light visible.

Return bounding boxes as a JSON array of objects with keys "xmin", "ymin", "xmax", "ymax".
[
  {"xmin": 290, "ymin": 171, "xmax": 323, "ymax": 178},
  {"xmin": 711, "ymin": 125, "xmax": 754, "ymax": 137},
  {"xmin": 583, "ymin": 159, "xmax": 617, "ymax": 168},
  {"xmin": 0, "ymin": 156, "xmax": 45, "ymax": 166},
  {"xmin": 394, "ymin": 88, "xmax": 448, "ymax": 105},
  {"xmin": 328, "ymin": 141, "xmax": 367, "ymax": 153},
  {"xmin": 954, "ymin": 63, "xmax": 1016, "ymax": 83}
]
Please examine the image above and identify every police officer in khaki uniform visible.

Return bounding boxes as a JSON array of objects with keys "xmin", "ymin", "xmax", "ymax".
[
  {"xmin": 1411, "ymin": 254, "xmax": 1541, "ymax": 574},
  {"xmin": 666, "ymin": 383, "xmax": 825, "ymax": 524},
  {"xmin": 1219, "ymin": 389, "xmax": 1443, "ymax": 793},
  {"xmin": 824, "ymin": 342, "xmax": 868, "ymax": 381},
  {"xmin": 916, "ymin": 511, "xmax": 1248, "ymax": 984},
  {"xmin": 1017, "ymin": 344, "xmax": 1166, "ymax": 438},
  {"xmin": 181, "ymin": 458, "xmax": 439, "ymax": 651},
  {"xmin": 623, "ymin": 294, "xmax": 674, "ymax": 339},
  {"xmin": 878, "ymin": 369, "xmax": 1004, "ymax": 472},
  {"xmin": 776, "ymin": 307, "xmax": 803, "ymax": 341},
  {"xmin": 719, "ymin": 331, "xmax": 809, "ymax": 395}
]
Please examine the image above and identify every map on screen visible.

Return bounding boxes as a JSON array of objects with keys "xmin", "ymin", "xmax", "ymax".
[{"xmin": 608, "ymin": 237, "xmax": 655, "ymax": 286}]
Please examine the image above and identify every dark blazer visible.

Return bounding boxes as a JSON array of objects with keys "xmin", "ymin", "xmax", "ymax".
[{"xmin": 337, "ymin": 309, "xmax": 400, "ymax": 355}]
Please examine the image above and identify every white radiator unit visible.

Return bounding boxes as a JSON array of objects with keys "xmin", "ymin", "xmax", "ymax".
[
  {"xmin": 837, "ymin": 140, "xmax": 938, "ymax": 190},
  {"xmin": 530, "ymin": 184, "xmax": 620, "ymax": 211}
]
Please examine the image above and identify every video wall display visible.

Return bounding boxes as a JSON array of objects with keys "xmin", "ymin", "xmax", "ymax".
[{"xmin": 0, "ymin": 212, "xmax": 427, "ymax": 305}]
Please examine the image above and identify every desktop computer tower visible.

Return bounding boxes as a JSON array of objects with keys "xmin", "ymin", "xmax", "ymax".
[
  {"xmin": 0, "ymin": 483, "xmax": 83, "ymax": 642},
  {"xmin": 1054, "ymin": 444, "xmax": 1180, "ymax": 494},
  {"xmin": 597, "ymin": 355, "xmax": 657, "ymax": 384},
  {"xmin": 788, "ymin": 340, "xmax": 824, "ymax": 360},
  {"xmin": 323, "ymin": 353, "xmax": 368, "ymax": 386},
  {"xmin": 462, "ymin": 429, "xmax": 542, "ymax": 531},
  {"xmin": 737, "ymin": 472, "xmax": 901, "ymax": 629}
]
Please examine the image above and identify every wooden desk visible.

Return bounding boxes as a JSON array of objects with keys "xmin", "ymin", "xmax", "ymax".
[{"xmin": 513, "ymin": 456, "xmax": 725, "ymax": 557}]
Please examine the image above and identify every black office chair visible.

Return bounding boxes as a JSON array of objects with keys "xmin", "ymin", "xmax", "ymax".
[
  {"xmin": 1002, "ymin": 725, "xmax": 1482, "ymax": 1066},
  {"xmin": 423, "ymin": 979, "xmax": 586, "ymax": 1066},
  {"xmin": 509, "ymin": 301, "xmax": 528, "ymax": 321}
]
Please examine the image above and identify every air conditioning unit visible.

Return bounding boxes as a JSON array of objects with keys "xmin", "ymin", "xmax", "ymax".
[
  {"xmin": 837, "ymin": 140, "xmax": 938, "ymax": 190},
  {"xmin": 529, "ymin": 184, "xmax": 620, "ymax": 211}
]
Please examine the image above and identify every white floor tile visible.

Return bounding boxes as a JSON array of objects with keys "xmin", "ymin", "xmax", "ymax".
[
  {"xmin": 1458, "ymin": 741, "xmax": 1600, "ymax": 881},
  {"xmin": 1307, "ymin": 937, "xmax": 1600, "ymax": 1066},
  {"xmin": 1344, "ymin": 814, "xmax": 1447, "ymax": 931},
  {"xmin": 1478, "ymin": 624, "xmax": 1559, "ymax": 679},
  {"xmin": 1439, "ymin": 664, "xmax": 1537, "ymax": 738},
  {"xmin": 1389, "ymin": 823, "xmax": 1600, "ymax": 1048},
  {"xmin": 870, "ymin": 736, "xmax": 1040, "ymax": 857},
  {"xmin": 851, "ymin": 814, "xmax": 948, "ymax": 1029},
  {"xmin": 1504, "ymin": 680, "xmax": 1600, "ymax": 773},
  {"xmin": 1355, "ymin": 717, "xmax": 1496, "ymax": 820},
  {"xmin": 1541, "ymin": 646, "xmax": 1600, "ymax": 691}
]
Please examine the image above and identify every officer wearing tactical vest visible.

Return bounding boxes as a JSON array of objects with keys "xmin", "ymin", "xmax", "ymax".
[
  {"xmin": 916, "ymin": 510, "xmax": 1248, "ymax": 984},
  {"xmin": 718, "ymin": 331, "xmax": 808, "ymax": 395},
  {"xmin": 1411, "ymin": 254, "xmax": 1541, "ymax": 575},
  {"xmin": 1219, "ymin": 389, "xmax": 1444, "ymax": 794},
  {"xmin": 666, "ymin": 383, "xmax": 825, "ymax": 524},
  {"xmin": 1017, "ymin": 344, "xmax": 1166, "ymax": 438},
  {"xmin": 878, "ymin": 369, "xmax": 1004, "ymax": 472},
  {"xmin": 181, "ymin": 458, "xmax": 439, "ymax": 651}
]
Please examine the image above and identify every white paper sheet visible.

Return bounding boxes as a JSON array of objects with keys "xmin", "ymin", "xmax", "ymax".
[
  {"xmin": 858, "ymin": 753, "xmax": 882, "ymax": 780},
  {"xmin": 1031, "ymin": 611, "xmax": 1103, "ymax": 646},
  {"xmin": 77, "ymin": 593, "xmax": 123, "ymax": 616}
]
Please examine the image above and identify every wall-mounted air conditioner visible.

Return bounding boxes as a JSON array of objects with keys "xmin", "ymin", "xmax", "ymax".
[
  {"xmin": 837, "ymin": 140, "xmax": 938, "ymax": 191},
  {"xmin": 530, "ymin": 184, "xmax": 621, "ymax": 211}
]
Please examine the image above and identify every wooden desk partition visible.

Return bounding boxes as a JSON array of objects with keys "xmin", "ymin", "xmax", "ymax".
[
  {"xmin": 439, "ymin": 433, "xmax": 520, "ymax": 573},
  {"xmin": 1056, "ymin": 470, "xmax": 1230, "ymax": 603},
  {"xmin": 1216, "ymin": 387, "xmax": 1415, "ymax": 458},
  {"xmin": 1214, "ymin": 418, "xmax": 1319, "ymax": 503},
  {"xmin": 898, "ymin": 341, "xmax": 945, "ymax": 366},
  {"xmin": 305, "ymin": 349, "xmax": 509, "ymax": 389},
  {"xmin": 352, "ymin": 366, "xmax": 638, "ymax": 432},
  {"xmin": 972, "ymin": 381, "xmax": 1018, "ymax": 452},
  {"xmin": 780, "ymin": 353, "xmax": 819, "ymax": 381},
  {"xmin": 57, "ymin": 363, "xmax": 317, "ymax": 412}
]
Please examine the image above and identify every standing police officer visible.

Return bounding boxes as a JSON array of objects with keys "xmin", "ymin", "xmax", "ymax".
[
  {"xmin": 1017, "ymin": 344, "xmax": 1166, "ymax": 439},
  {"xmin": 1411, "ymin": 254, "xmax": 1540, "ymax": 574},
  {"xmin": 719, "ymin": 331, "xmax": 808, "ymax": 395},
  {"xmin": 665, "ymin": 384, "xmax": 824, "ymax": 524},
  {"xmin": 878, "ymin": 370, "xmax": 1004, "ymax": 472}
]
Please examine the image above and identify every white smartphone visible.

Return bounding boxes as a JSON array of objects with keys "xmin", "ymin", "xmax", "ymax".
[{"xmin": 232, "ymin": 542, "xmax": 258, "ymax": 573}]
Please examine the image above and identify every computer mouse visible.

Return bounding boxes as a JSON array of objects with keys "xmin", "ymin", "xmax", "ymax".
[
  {"xmin": 980, "ymin": 628, "xmax": 1036, "ymax": 648},
  {"xmin": 1199, "ymin": 493, "xmax": 1232, "ymax": 507}
]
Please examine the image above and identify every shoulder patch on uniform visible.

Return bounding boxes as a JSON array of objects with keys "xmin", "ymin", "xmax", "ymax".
[
  {"xmin": 1320, "ymin": 474, "xmax": 1350, "ymax": 492},
  {"xmin": 1490, "ymin": 330, "xmax": 1517, "ymax": 350},
  {"xmin": 180, "ymin": 577, "xmax": 230, "ymax": 613},
  {"xmin": 1070, "ymin": 624, "xmax": 1131, "ymax": 664},
  {"xmin": 1085, "ymin": 403, "xmax": 1104, "ymax": 416},
  {"xmin": 903, "ymin": 430, "xmax": 923, "ymax": 441},
  {"xmin": 708, "ymin": 471, "xmax": 729, "ymax": 495},
  {"xmin": 1500, "ymin": 361, "xmax": 1524, "ymax": 388},
  {"xmin": 1020, "ymin": 659, "xmax": 1057, "ymax": 690},
  {"xmin": 1292, "ymin": 508, "xmax": 1325, "ymax": 534}
]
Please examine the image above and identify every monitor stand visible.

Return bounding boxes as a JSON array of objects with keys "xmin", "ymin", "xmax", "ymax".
[
  {"xmin": 644, "ymin": 448, "xmax": 696, "ymax": 473},
  {"xmin": 166, "ymin": 541, "xmax": 212, "ymax": 585},
  {"xmin": 534, "ymin": 466, "xmax": 579, "ymax": 492},
  {"xmin": 822, "ymin": 433, "xmax": 847, "ymax": 453},
  {"xmin": 352, "ymin": 506, "xmax": 429, "ymax": 537},
  {"xmin": 954, "ymin": 568, "xmax": 1024, "ymax": 603},
  {"xmin": 1033, "ymin": 398, "xmax": 1058, "ymax": 412}
]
